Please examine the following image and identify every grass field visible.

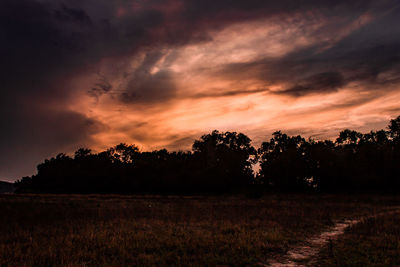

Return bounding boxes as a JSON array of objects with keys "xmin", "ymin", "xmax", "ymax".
[
  {"xmin": 1, "ymin": 194, "xmax": 399, "ymax": 266},
  {"xmin": 315, "ymin": 211, "xmax": 400, "ymax": 266}
]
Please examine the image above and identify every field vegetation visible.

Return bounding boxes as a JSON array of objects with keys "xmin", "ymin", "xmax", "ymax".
[
  {"xmin": 315, "ymin": 211, "xmax": 400, "ymax": 266},
  {"xmin": 1, "ymin": 194, "xmax": 400, "ymax": 266}
]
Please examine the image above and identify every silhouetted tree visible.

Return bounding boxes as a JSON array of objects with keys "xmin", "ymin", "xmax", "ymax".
[
  {"xmin": 258, "ymin": 131, "xmax": 311, "ymax": 191},
  {"xmin": 14, "ymin": 115, "xmax": 400, "ymax": 194},
  {"xmin": 389, "ymin": 115, "xmax": 400, "ymax": 140},
  {"xmin": 192, "ymin": 130, "xmax": 257, "ymax": 192},
  {"xmin": 108, "ymin": 143, "xmax": 139, "ymax": 164},
  {"xmin": 74, "ymin": 148, "xmax": 92, "ymax": 159}
]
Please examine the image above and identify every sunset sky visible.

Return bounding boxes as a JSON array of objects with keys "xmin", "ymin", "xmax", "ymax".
[{"xmin": 2, "ymin": 0, "xmax": 400, "ymax": 181}]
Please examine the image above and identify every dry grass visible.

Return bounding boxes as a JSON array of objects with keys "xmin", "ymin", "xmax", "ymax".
[
  {"xmin": 0, "ymin": 194, "xmax": 399, "ymax": 266},
  {"xmin": 315, "ymin": 211, "xmax": 400, "ymax": 266}
]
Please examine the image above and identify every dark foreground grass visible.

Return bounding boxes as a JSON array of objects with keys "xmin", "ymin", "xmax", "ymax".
[
  {"xmin": 0, "ymin": 194, "xmax": 399, "ymax": 266},
  {"xmin": 315, "ymin": 211, "xmax": 400, "ymax": 267}
]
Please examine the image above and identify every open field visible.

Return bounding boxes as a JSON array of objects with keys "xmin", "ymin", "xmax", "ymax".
[{"xmin": 1, "ymin": 194, "xmax": 400, "ymax": 266}]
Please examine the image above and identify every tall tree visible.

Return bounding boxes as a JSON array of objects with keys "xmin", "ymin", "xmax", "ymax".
[{"xmin": 192, "ymin": 130, "xmax": 257, "ymax": 190}]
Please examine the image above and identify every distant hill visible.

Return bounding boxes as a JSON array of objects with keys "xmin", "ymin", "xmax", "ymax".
[{"xmin": 0, "ymin": 181, "xmax": 15, "ymax": 193}]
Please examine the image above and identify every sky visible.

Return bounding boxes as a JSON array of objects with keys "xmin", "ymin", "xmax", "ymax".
[{"xmin": 1, "ymin": 0, "xmax": 400, "ymax": 181}]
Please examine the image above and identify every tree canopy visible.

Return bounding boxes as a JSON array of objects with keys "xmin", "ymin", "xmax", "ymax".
[{"xmin": 15, "ymin": 115, "xmax": 400, "ymax": 194}]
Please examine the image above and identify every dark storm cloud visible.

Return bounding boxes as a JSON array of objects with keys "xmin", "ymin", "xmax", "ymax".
[
  {"xmin": 191, "ymin": 88, "xmax": 270, "ymax": 99},
  {"xmin": 183, "ymin": 0, "xmax": 372, "ymax": 24},
  {"xmin": 54, "ymin": 4, "xmax": 92, "ymax": 24},
  {"xmin": 2, "ymin": 0, "xmax": 400, "ymax": 180},
  {"xmin": 114, "ymin": 50, "xmax": 177, "ymax": 104},
  {"xmin": 121, "ymin": 70, "xmax": 177, "ymax": 104},
  {"xmin": 218, "ymin": 3, "xmax": 400, "ymax": 96},
  {"xmin": 0, "ymin": 104, "xmax": 104, "ymax": 179},
  {"xmin": 112, "ymin": 0, "xmax": 384, "ymax": 104},
  {"xmin": 277, "ymin": 72, "xmax": 345, "ymax": 96},
  {"xmin": 2, "ymin": 0, "xmax": 395, "ymax": 97},
  {"xmin": 87, "ymin": 74, "xmax": 113, "ymax": 101},
  {"xmin": 0, "ymin": 0, "xmax": 103, "ymax": 179}
]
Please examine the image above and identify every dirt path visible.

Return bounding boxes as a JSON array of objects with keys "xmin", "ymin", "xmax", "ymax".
[{"xmin": 266, "ymin": 207, "xmax": 400, "ymax": 267}]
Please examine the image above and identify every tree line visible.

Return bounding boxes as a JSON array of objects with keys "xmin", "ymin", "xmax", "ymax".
[{"xmin": 15, "ymin": 116, "xmax": 400, "ymax": 194}]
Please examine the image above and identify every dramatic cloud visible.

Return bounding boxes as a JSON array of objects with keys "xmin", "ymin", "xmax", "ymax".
[{"xmin": 1, "ymin": 0, "xmax": 400, "ymax": 180}]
